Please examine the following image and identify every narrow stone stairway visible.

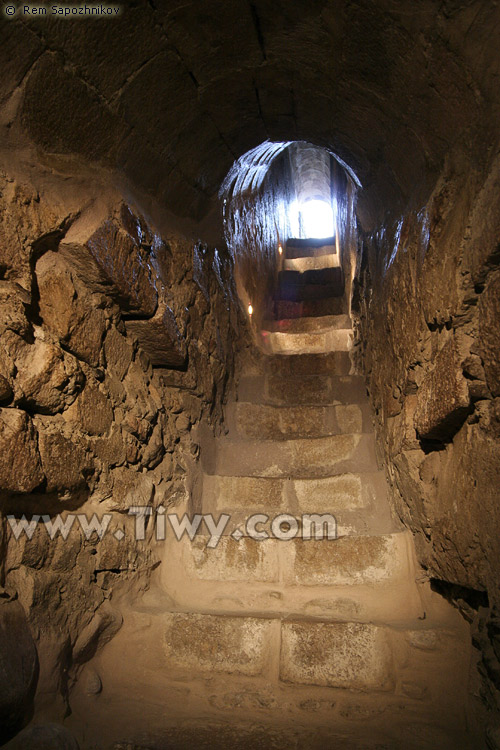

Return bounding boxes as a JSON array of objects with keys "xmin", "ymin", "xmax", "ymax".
[{"xmin": 69, "ymin": 241, "xmax": 476, "ymax": 749}]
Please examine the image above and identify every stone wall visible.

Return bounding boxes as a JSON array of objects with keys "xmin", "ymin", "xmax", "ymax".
[
  {"xmin": 353, "ymin": 146, "xmax": 500, "ymax": 716},
  {"xmin": 223, "ymin": 150, "xmax": 295, "ymax": 338},
  {"xmin": 0, "ymin": 167, "xmax": 244, "ymax": 740}
]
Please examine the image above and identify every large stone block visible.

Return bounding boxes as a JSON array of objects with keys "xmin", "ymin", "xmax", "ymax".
[
  {"xmin": 185, "ymin": 535, "xmax": 278, "ymax": 583},
  {"xmin": 163, "ymin": 613, "xmax": 273, "ymax": 676},
  {"xmin": 0, "ymin": 408, "xmax": 44, "ymax": 493},
  {"xmin": 0, "ymin": 599, "xmax": 38, "ymax": 739},
  {"xmin": 204, "ymin": 474, "xmax": 283, "ymax": 511},
  {"xmin": 414, "ymin": 339, "xmax": 470, "ymax": 440},
  {"xmin": 10, "ymin": 335, "xmax": 84, "ymax": 415},
  {"xmin": 125, "ymin": 302, "xmax": 186, "ymax": 368},
  {"xmin": 35, "ymin": 422, "xmax": 93, "ymax": 493},
  {"xmin": 293, "ymin": 474, "xmax": 364, "ymax": 513},
  {"xmin": 280, "ymin": 621, "xmax": 393, "ymax": 690},
  {"xmin": 292, "ymin": 533, "xmax": 406, "ymax": 585},
  {"xmin": 59, "ymin": 205, "xmax": 160, "ymax": 318},
  {"xmin": 63, "ymin": 385, "xmax": 113, "ymax": 436},
  {"xmin": 36, "ymin": 252, "xmax": 107, "ymax": 368}
]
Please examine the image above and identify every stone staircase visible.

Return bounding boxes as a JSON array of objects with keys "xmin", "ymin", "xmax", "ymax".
[{"xmin": 68, "ymin": 242, "xmax": 477, "ymax": 749}]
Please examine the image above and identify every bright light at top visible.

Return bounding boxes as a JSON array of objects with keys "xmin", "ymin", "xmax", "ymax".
[{"xmin": 300, "ymin": 199, "xmax": 334, "ymax": 239}]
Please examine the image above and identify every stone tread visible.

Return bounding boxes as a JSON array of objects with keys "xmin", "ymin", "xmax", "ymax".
[
  {"xmin": 205, "ymin": 433, "xmax": 379, "ymax": 478},
  {"xmin": 225, "ymin": 401, "xmax": 372, "ymax": 440},
  {"xmin": 237, "ymin": 374, "xmax": 367, "ymax": 407},
  {"xmin": 262, "ymin": 314, "xmax": 351, "ymax": 334},
  {"xmin": 262, "ymin": 327, "xmax": 352, "ymax": 354}
]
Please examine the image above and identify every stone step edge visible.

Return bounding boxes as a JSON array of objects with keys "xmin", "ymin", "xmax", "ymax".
[
  {"xmin": 132, "ymin": 598, "xmax": 459, "ymax": 635},
  {"xmin": 262, "ymin": 314, "xmax": 352, "ymax": 332}
]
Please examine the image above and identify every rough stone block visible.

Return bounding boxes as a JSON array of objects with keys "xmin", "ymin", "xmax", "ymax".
[
  {"xmin": 186, "ymin": 535, "xmax": 278, "ymax": 582},
  {"xmin": 205, "ymin": 474, "xmax": 283, "ymax": 510},
  {"xmin": 293, "ymin": 474, "xmax": 364, "ymax": 513},
  {"xmin": 12, "ymin": 336, "xmax": 84, "ymax": 415},
  {"xmin": 63, "ymin": 385, "xmax": 113, "ymax": 436},
  {"xmin": 414, "ymin": 339, "xmax": 470, "ymax": 440},
  {"xmin": 163, "ymin": 613, "xmax": 273, "ymax": 676},
  {"xmin": 125, "ymin": 302, "xmax": 186, "ymax": 368},
  {"xmin": 36, "ymin": 252, "xmax": 106, "ymax": 367},
  {"xmin": 103, "ymin": 326, "xmax": 133, "ymax": 381},
  {"xmin": 280, "ymin": 621, "xmax": 393, "ymax": 690},
  {"xmin": 36, "ymin": 423, "xmax": 93, "ymax": 493},
  {"xmin": 0, "ymin": 408, "xmax": 44, "ymax": 493},
  {"xmin": 292, "ymin": 533, "xmax": 404, "ymax": 585},
  {"xmin": 60, "ymin": 207, "xmax": 159, "ymax": 318}
]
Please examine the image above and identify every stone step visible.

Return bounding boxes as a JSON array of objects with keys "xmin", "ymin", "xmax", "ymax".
[
  {"xmin": 274, "ymin": 297, "xmax": 345, "ymax": 319},
  {"xmin": 262, "ymin": 327, "xmax": 353, "ymax": 355},
  {"xmin": 201, "ymin": 471, "xmax": 388, "ymax": 516},
  {"xmin": 73, "ymin": 600, "xmax": 472, "ymax": 750},
  {"xmin": 283, "ymin": 253, "xmax": 337, "ymax": 272},
  {"xmin": 160, "ymin": 530, "xmax": 423, "ymax": 623},
  {"xmin": 200, "ymin": 472, "xmax": 394, "ymax": 539},
  {"xmin": 276, "ymin": 281, "xmax": 344, "ymax": 302},
  {"xmin": 285, "ymin": 237, "xmax": 336, "ymax": 259},
  {"xmin": 205, "ymin": 433, "xmax": 378, "ymax": 479},
  {"xmin": 225, "ymin": 401, "xmax": 372, "ymax": 440},
  {"xmin": 276, "ymin": 268, "xmax": 344, "ymax": 302},
  {"xmin": 263, "ymin": 314, "xmax": 351, "ymax": 334},
  {"xmin": 265, "ymin": 351, "xmax": 352, "ymax": 377},
  {"xmin": 238, "ymin": 374, "xmax": 366, "ymax": 406}
]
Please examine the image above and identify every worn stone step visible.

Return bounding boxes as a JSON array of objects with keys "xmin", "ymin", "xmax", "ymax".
[
  {"xmin": 73, "ymin": 603, "xmax": 472, "ymax": 750},
  {"xmin": 283, "ymin": 253, "xmax": 337, "ymax": 272},
  {"xmin": 262, "ymin": 327, "xmax": 353, "ymax": 355},
  {"xmin": 206, "ymin": 433, "xmax": 378, "ymax": 478},
  {"xmin": 263, "ymin": 314, "xmax": 351, "ymax": 334},
  {"xmin": 160, "ymin": 530, "xmax": 423, "ymax": 622},
  {"xmin": 285, "ymin": 237, "xmax": 336, "ymax": 259},
  {"xmin": 225, "ymin": 401, "xmax": 372, "ymax": 440},
  {"xmin": 199, "ymin": 472, "xmax": 394, "ymax": 539},
  {"xmin": 201, "ymin": 471, "xmax": 389, "ymax": 519},
  {"xmin": 276, "ymin": 281, "xmax": 344, "ymax": 302},
  {"xmin": 274, "ymin": 297, "xmax": 345, "ymax": 319},
  {"xmin": 266, "ymin": 351, "xmax": 352, "ymax": 378},
  {"xmin": 238, "ymin": 374, "xmax": 366, "ymax": 406}
]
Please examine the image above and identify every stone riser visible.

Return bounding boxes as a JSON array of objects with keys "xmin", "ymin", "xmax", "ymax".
[
  {"xmin": 237, "ymin": 374, "xmax": 366, "ymax": 406},
  {"xmin": 200, "ymin": 472, "xmax": 394, "ymax": 537},
  {"xmin": 225, "ymin": 401, "xmax": 373, "ymax": 440},
  {"xmin": 262, "ymin": 328, "xmax": 352, "ymax": 354},
  {"xmin": 284, "ymin": 253, "xmax": 338, "ymax": 272},
  {"xmin": 206, "ymin": 433, "xmax": 378, "ymax": 479},
  {"xmin": 265, "ymin": 351, "xmax": 353, "ymax": 378},
  {"xmin": 263, "ymin": 314, "xmax": 351, "ymax": 334},
  {"xmin": 159, "ymin": 531, "xmax": 422, "ymax": 622},
  {"xmin": 285, "ymin": 241, "xmax": 336, "ymax": 259},
  {"xmin": 274, "ymin": 297, "xmax": 346, "ymax": 319}
]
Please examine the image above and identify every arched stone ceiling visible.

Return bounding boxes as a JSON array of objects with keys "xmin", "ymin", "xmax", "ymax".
[{"xmin": 1, "ymin": 0, "xmax": 499, "ymax": 231}]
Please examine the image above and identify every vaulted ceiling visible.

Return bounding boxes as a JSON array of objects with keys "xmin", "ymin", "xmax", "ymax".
[{"xmin": 2, "ymin": 0, "xmax": 499, "ymax": 230}]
